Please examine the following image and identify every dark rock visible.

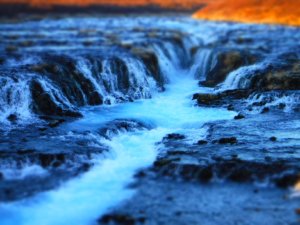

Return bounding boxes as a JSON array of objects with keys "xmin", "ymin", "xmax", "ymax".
[
  {"xmin": 261, "ymin": 107, "xmax": 270, "ymax": 114},
  {"xmin": 231, "ymin": 154, "xmax": 238, "ymax": 159},
  {"xmin": 197, "ymin": 140, "xmax": 208, "ymax": 145},
  {"xmin": 220, "ymin": 89, "xmax": 252, "ymax": 99},
  {"xmin": 52, "ymin": 161, "xmax": 62, "ymax": 168},
  {"xmin": 39, "ymin": 153, "xmax": 66, "ymax": 168},
  {"xmin": 218, "ymin": 137, "xmax": 237, "ymax": 145},
  {"xmin": 30, "ymin": 80, "xmax": 82, "ymax": 118},
  {"xmin": 7, "ymin": 114, "xmax": 18, "ymax": 122},
  {"xmin": 278, "ymin": 103, "xmax": 286, "ymax": 110},
  {"xmin": 234, "ymin": 113, "xmax": 245, "ymax": 120},
  {"xmin": 193, "ymin": 93, "xmax": 221, "ymax": 105},
  {"xmin": 0, "ymin": 172, "xmax": 3, "ymax": 180},
  {"xmin": 275, "ymin": 174, "xmax": 299, "ymax": 188},
  {"xmin": 227, "ymin": 104, "xmax": 235, "ymax": 111},
  {"xmin": 234, "ymin": 37, "xmax": 253, "ymax": 44},
  {"xmin": 270, "ymin": 136, "xmax": 277, "ymax": 142},
  {"xmin": 39, "ymin": 154, "xmax": 56, "ymax": 168},
  {"xmin": 98, "ymin": 119, "xmax": 149, "ymax": 138},
  {"xmin": 198, "ymin": 167, "xmax": 213, "ymax": 182},
  {"xmin": 79, "ymin": 163, "xmax": 91, "ymax": 172},
  {"xmin": 38, "ymin": 127, "xmax": 48, "ymax": 131},
  {"xmin": 249, "ymin": 61, "xmax": 300, "ymax": 91},
  {"xmin": 99, "ymin": 214, "xmax": 144, "ymax": 225},
  {"xmin": 164, "ymin": 133, "xmax": 186, "ymax": 140},
  {"xmin": 17, "ymin": 149, "xmax": 35, "ymax": 155},
  {"xmin": 5, "ymin": 45, "xmax": 18, "ymax": 52},
  {"xmin": 48, "ymin": 119, "xmax": 66, "ymax": 128},
  {"xmin": 193, "ymin": 90, "xmax": 252, "ymax": 107},
  {"xmin": 229, "ymin": 169, "xmax": 252, "ymax": 182},
  {"xmin": 200, "ymin": 50, "xmax": 256, "ymax": 87},
  {"xmin": 154, "ymin": 159, "xmax": 175, "ymax": 168}
]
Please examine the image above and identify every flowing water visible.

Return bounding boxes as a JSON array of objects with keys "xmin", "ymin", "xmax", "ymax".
[
  {"xmin": 0, "ymin": 16, "xmax": 299, "ymax": 225},
  {"xmin": 0, "ymin": 69, "xmax": 235, "ymax": 225}
]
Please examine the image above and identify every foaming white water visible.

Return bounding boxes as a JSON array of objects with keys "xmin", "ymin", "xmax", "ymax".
[
  {"xmin": 0, "ymin": 165, "xmax": 48, "ymax": 180},
  {"xmin": 0, "ymin": 72, "xmax": 236, "ymax": 225},
  {"xmin": 218, "ymin": 63, "xmax": 268, "ymax": 91},
  {"xmin": 190, "ymin": 49, "xmax": 213, "ymax": 79},
  {"xmin": 246, "ymin": 91, "xmax": 300, "ymax": 113},
  {"xmin": 0, "ymin": 77, "xmax": 35, "ymax": 126}
]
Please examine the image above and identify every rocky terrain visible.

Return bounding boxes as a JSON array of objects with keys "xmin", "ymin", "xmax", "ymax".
[{"xmin": 0, "ymin": 15, "xmax": 299, "ymax": 225}]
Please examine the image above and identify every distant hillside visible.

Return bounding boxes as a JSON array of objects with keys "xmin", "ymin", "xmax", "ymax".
[
  {"xmin": 0, "ymin": 0, "xmax": 207, "ymax": 16},
  {"xmin": 0, "ymin": 0, "xmax": 206, "ymax": 9},
  {"xmin": 193, "ymin": 0, "xmax": 300, "ymax": 26}
]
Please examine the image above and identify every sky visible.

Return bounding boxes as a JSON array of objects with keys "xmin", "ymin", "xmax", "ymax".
[{"xmin": 1, "ymin": 0, "xmax": 299, "ymax": 26}]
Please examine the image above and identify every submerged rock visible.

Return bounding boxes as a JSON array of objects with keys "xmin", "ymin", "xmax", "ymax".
[
  {"xmin": 197, "ymin": 140, "xmax": 208, "ymax": 145},
  {"xmin": 234, "ymin": 113, "xmax": 245, "ymax": 120},
  {"xmin": 218, "ymin": 137, "xmax": 237, "ymax": 144},
  {"xmin": 270, "ymin": 136, "xmax": 277, "ymax": 142},
  {"xmin": 164, "ymin": 133, "xmax": 186, "ymax": 141},
  {"xmin": 99, "ymin": 213, "xmax": 146, "ymax": 225},
  {"xmin": 7, "ymin": 114, "xmax": 18, "ymax": 122}
]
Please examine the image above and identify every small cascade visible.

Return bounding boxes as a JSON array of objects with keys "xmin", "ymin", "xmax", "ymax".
[
  {"xmin": 152, "ymin": 42, "xmax": 183, "ymax": 82},
  {"xmin": 218, "ymin": 62, "xmax": 269, "ymax": 91},
  {"xmin": 246, "ymin": 91, "xmax": 300, "ymax": 113},
  {"xmin": 190, "ymin": 48, "xmax": 213, "ymax": 80},
  {"xmin": 0, "ymin": 76, "xmax": 35, "ymax": 126},
  {"xmin": 0, "ymin": 35, "xmax": 194, "ymax": 126}
]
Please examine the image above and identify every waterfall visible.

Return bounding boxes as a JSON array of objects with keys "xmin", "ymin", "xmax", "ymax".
[
  {"xmin": 0, "ymin": 76, "xmax": 35, "ymax": 126},
  {"xmin": 121, "ymin": 57, "xmax": 156, "ymax": 100},
  {"xmin": 218, "ymin": 62, "xmax": 269, "ymax": 91},
  {"xmin": 246, "ymin": 91, "xmax": 300, "ymax": 113},
  {"xmin": 190, "ymin": 48, "xmax": 213, "ymax": 80}
]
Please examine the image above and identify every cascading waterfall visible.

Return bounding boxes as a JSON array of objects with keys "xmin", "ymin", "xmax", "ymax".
[
  {"xmin": 0, "ymin": 37, "xmax": 193, "ymax": 125},
  {"xmin": 190, "ymin": 48, "xmax": 213, "ymax": 79},
  {"xmin": 0, "ymin": 76, "xmax": 35, "ymax": 125},
  {"xmin": 218, "ymin": 63, "xmax": 268, "ymax": 91}
]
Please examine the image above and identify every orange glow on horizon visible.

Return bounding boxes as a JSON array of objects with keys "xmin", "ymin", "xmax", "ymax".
[
  {"xmin": 193, "ymin": 0, "xmax": 300, "ymax": 27},
  {"xmin": 296, "ymin": 181, "xmax": 300, "ymax": 191},
  {"xmin": 1, "ymin": 0, "xmax": 300, "ymax": 27}
]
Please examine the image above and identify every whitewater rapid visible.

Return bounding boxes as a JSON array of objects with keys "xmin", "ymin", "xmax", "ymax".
[{"xmin": 0, "ymin": 70, "xmax": 236, "ymax": 225}]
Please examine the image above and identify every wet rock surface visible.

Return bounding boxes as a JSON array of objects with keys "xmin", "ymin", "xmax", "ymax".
[
  {"xmin": 99, "ymin": 179, "xmax": 300, "ymax": 225},
  {"xmin": 0, "ymin": 16, "xmax": 300, "ymax": 225},
  {"xmin": 99, "ymin": 112, "xmax": 300, "ymax": 225}
]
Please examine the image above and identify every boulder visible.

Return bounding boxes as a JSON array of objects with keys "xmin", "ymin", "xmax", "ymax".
[
  {"xmin": 164, "ymin": 133, "xmax": 186, "ymax": 140},
  {"xmin": 197, "ymin": 140, "xmax": 208, "ymax": 145},
  {"xmin": 270, "ymin": 136, "xmax": 277, "ymax": 142},
  {"xmin": 7, "ymin": 114, "xmax": 18, "ymax": 122},
  {"xmin": 218, "ymin": 137, "xmax": 237, "ymax": 145},
  {"xmin": 200, "ymin": 50, "xmax": 256, "ymax": 87},
  {"xmin": 234, "ymin": 113, "xmax": 245, "ymax": 120},
  {"xmin": 193, "ymin": 93, "xmax": 221, "ymax": 105},
  {"xmin": 99, "ymin": 214, "xmax": 146, "ymax": 225},
  {"xmin": 249, "ymin": 61, "xmax": 300, "ymax": 91}
]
